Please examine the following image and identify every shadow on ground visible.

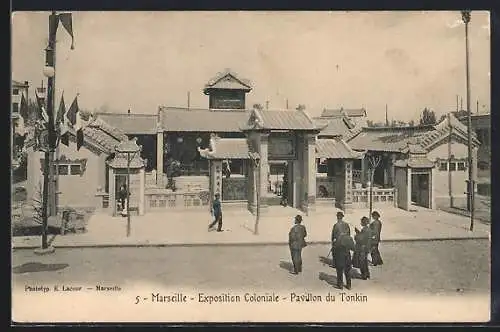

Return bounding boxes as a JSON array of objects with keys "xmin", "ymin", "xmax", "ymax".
[
  {"xmin": 13, "ymin": 262, "xmax": 69, "ymax": 274},
  {"xmin": 319, "ymin": 255, "xmax": 334, "ymax": 267},
  {"xmin": 279, "ymin": 260, "xmax": 294, "ymax": 273}
]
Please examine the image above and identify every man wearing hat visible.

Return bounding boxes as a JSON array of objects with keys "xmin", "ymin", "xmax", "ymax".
[
  {"xmin": 354, "ymin": 216, "xmax": 372, "ymax": 280},
  {"xmin": 288, "ymin": 214, "xmax": 307, "ymax": 275},
  {"xmin": 208, "ymin": 193, "xmax": 223, "ymax": 232},
  {"xmin": 331, "ymin": 211, "xmax": 354, "ymax": 289},
  {"xmin": 369, "ymin": 211, "xmax": 384, "ymax": 266}
]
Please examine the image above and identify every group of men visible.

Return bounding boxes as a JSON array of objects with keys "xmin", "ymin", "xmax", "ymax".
[{"xmin": 288, "ymin": 210, "xmax": 384, "ymax": 290}]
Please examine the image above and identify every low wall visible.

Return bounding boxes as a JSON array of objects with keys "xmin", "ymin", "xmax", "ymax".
[
  {"xmin": 351, "ymin": 187, "xmax": 397, "ymax": 209},
  {"xmin": 222, "ymin": 175, "xmax": 248, "ymax": 201},
  {"xmin": 145, "ymin": 188, "xmax": 210, "ymax": 211},
  {"xmin": 316, "ymin": 176, "xmax": 335, "ymax": 198}
]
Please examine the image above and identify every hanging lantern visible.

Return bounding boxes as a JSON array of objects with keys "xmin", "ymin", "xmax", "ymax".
[{"xmin": 196, "ymin": 137, "xmax": 203, "ymax": 145}]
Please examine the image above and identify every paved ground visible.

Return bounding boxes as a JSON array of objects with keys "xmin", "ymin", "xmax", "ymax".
[
  {"xmin": 13, "ymin": 240, "xmax": 490, "ymax": 293},
  {"xmin": 12, "ymin": 240, "xmax": 490, "ymax": 322},
  {"xmin": 440, "ymin": 195, "xmax": 491, "ymax": 223},
  {"xmin": 12, "ymin": 206, "xmax": 490, "ymax": 249}
]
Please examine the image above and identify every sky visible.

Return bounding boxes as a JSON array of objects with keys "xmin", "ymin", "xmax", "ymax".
[{"xmin": 11, "ymin": 11, "xmax": 490, "ymax": 123}]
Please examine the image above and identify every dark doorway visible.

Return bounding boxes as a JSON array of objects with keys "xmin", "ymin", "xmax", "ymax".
[{"xmin": 411, "ymin": 172, "xmax": 431, "ymax": 208}]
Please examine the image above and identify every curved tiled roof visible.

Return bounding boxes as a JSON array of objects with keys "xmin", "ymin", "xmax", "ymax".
[
  {"xmin": 95, "ymin": 112, "xmax": 158, "ymax": 135},
  {"xmin": 209, "ymin": 138, "xmax": 251, "ymax": 159},
  {"xmin": 204, "ymin": 69, "xmax": 252, "ymax": 91},
  {"xmin": 160, "ymin": 107, "xmax": 250, "ymax": 132},
  {"xmin": 316, "ymin": 138, "xmax": 363, "ymax": 159},
  {"xmin": 240, "ymin": 109, "xmax": 319, "ymax": 131}
]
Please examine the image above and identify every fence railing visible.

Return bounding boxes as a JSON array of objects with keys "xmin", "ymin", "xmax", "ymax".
[
  {"xmin": 145, "ymin": 189, "xmax": 210, "ymax": 211},
  {"xmin": 351, "ymin": 187, "xmax": 397, "ymax": 207}
]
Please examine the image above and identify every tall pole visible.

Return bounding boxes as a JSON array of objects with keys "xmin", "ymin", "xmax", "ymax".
[
  {"xmin": 47, "ymin": 11, "xmax": 58, "ymax": 217},
  {"xmin": 126, "ymin": 153, "xmax": 131, "ymax": 237},
  {"xmin": 187, "ymin": 91, "xmax": 190, "ymax": 110},
  {"xmin": 40, "ymin": 11, "xmax": 58, "ymax": 249},
  {"xmin": 462, "ymin": 10, "xmax": 474, "ymax": 231},
  {"xmin": 369, "ymin": 168, "xmax": 374, "ymax": 220},
  {"xmin": 254, "ymin": 159, "xmax": 260, "ymax": 235}
]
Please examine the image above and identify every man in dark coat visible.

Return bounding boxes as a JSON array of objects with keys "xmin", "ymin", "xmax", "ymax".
[
  {"xmin": 354, "ymin": 216, "xmax": 372, "ymax": 280},
  {"xmin": 332, "ymin": 211, "xmax": 353, "ymax": 290},
  {"xmin": 208, "ymin": 193, "xmax": 223, "ymax": 232},
  {"xmin": 117, "ymin": 184, "xmax": 129, "ymax": 214},
  {"xmin": 369, "ymin": 211, "xmax": 384, "ymax": 266},
  {"xmin": 288, "ymin": 215, "xmax": 307, "ymax": 274}
]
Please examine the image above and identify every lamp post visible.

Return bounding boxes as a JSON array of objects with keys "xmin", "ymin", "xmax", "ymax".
[
  {"xmin": 115, "ymin": 139, "xmax": 141, "ymax": 237},
  {"xmin": 461, "ymin": 10, "xmax": 475, "ymax": 231},
  {"xmin": 249, "ymin": 152, "xmax": 261, "ymax": 235},
  {"xmin": 35, "ymin": 11, "xmax": 58, "ymax": 254}
]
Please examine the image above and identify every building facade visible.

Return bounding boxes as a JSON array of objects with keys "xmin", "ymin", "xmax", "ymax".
[{"xmin": 23, "ymin": 69, "xmax": 482, "ymax": 215}]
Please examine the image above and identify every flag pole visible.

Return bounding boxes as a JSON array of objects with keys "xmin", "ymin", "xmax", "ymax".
[
  {"xmin": 36, "ymin": 11, "xmax": 58, "ymax": 254},
  {"xmin": 47, "ymin": 11, "xmax": 58, "ymax": 218}
]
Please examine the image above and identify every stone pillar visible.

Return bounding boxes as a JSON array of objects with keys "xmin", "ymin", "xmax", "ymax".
[
  {"xmin": 344, "ymin": 160, "xmax": 354, "ymax": 212},
  {"xmin": 406, "ymin": 168, "xmax": 412, "ymax": 211},
  {"xmin": 139, "ymin": 168, "xmax": 145, "ymax": 215},
  {"xmin": 156, "ymin": 129, "xmax": 164, "ymax": 187},
  {"xmin": 211, "ymin": 160, "xmax": 223, "ymax": 198},
  {"xmin": 108, "ymin": 167, "xmax": 115, "ymax": 215},
  {"xmin": 430, "ymin": 167, "xmax": 436, "ymax": 209},
  {"xmin": 390, "ymin": 154, "xmax": 397, "ymax": 187},
  {"xmin": 258, "ymin": 133, "xmax": 269, "ymax": 210},
  {"xmin": 360, "ymin": 156, "xmax": 367, "ymax": 186},
  {"xmin": 305, "ymin": 134, "xmax": 316, "ymax": 213}
]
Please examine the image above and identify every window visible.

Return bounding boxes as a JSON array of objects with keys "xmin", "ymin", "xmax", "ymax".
[
  {"xmin": 12, "ymin": 103, "xmax": 19, "ymax": 114},
  {"xmin": 58, "ymin": 165, "xmax": 69, "ymax": 175},
  {"xmin": 12, "ymin": 89, "xmax": 19, "ymax": 95},
  {"xmin": 57, "ymin": 163, "xmax": 82, "ymax": 176},
  {"xmin": 70, "ymin": 164, "xmax": 82, "ymax": 175},
  {"xmin": 457, "ymin": 162, "xmax": 466, "ymax": 171},
  {"xmin": 439, "ymin": 162, "xmax": 448, "ymax": 171},
  {"xmin": 449, "ymin": 162, "xmax": 457, "ymax": 171}
]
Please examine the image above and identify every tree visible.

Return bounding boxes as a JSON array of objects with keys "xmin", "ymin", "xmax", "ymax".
[
  {"xmin": 419, "ymin": 108, "xmax": 437, "ymax": 126},
  {"xmin": 367, "ymin": 154, "xmax": 382, "ymax": 219},
  {"xmin": 408, "ymin": 120, "xmax": 415, "ymax": 127}
]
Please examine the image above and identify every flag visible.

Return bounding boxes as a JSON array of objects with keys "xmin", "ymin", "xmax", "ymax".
[
  {"xmin": 76, "ymin": 122, "xmax": 84, "ymax": 150},
  {"xmin": 66, "ymin": 95, "xmax": 84, "ymax": 150},
  {"xmin": 55, "ymin": 92, "xmax": 66, "ymax": 127},
  {"xmin": 34, "ymin": 90, "xmax": 49, "ymax": 123},
  {"xmin": 57, "ymin": 94, "xmax": 69, "ymax": 146},
  {"xmin": 59, "ymin": 117, "xmax": 70, "ymax": 146},
  {"xmin": 19, "ymin": 93, "xmax": 29, "ymax": 120},
  {"xmin": 58, "ymin": 12, "xmax": 75, "ymax": 50},
  {"xmin": 66, "ymin": 95, "xmax": 79, "ymax": 126}
]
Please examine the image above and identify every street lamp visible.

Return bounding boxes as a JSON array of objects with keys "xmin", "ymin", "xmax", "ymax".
[
  {"xmin": 115, "ymin": 138, "xmax": 141, "ymax": 237},
  {"xmin": 249, "ymin": 152, "xmax": 261, "ymax": 235},
  {"xmin": 461, "ymin": 9, "xmax": 475, "ymax": 231}
]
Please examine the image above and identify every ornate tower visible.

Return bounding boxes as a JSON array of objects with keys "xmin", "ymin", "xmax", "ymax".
[{"xmin": 203, "ymin": 69, "xmax": 252, "ymax": 110}]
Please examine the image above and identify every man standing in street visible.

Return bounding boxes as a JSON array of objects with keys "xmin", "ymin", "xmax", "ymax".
[
  {"xmin": 332, "ymin": 211, "xmax": 354, "ymax": 290},
  {"xmin": 288, "ymin": 215, "xmax": 307, "ymax": 275},
  {"xmin": 354, "ymin": 216, "xmax": 372, "ymax": 280},
  {"xmin": 208, "ymin": 193, "xmax": 223, "ymax": 232},
  {"xmin": 370, "ymin": 211, "xmax": 384, "ymax": 266}
]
